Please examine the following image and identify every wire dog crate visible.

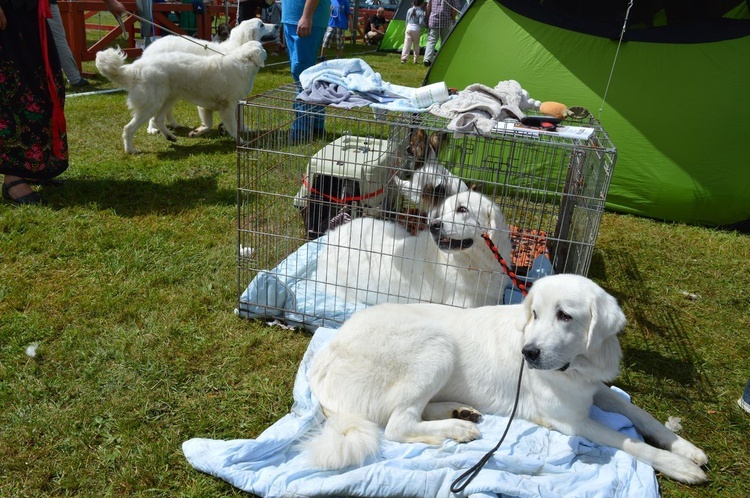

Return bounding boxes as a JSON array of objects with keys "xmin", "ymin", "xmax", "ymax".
[{"xmin": 236, "ymin": 84, "xmax": 617, "ymax": 330}]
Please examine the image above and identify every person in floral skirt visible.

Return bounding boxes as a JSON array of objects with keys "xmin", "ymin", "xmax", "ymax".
[{"xmin": 0, "ymin": 0, "xmax": 124, "ymax": 205}]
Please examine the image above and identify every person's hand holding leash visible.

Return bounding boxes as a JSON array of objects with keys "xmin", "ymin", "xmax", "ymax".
[{"xmin": 103, "ymin": 0, "xmax": 128, "ymax": 16}]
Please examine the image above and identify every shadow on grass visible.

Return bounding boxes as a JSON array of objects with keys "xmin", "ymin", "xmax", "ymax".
[
  {"xmin": 588, "ymin": 250, "xmax": 716, "ymax": 402},
  {"xmin": 42, "ymin": 176, "xmax": 236, "ymax": 216}
]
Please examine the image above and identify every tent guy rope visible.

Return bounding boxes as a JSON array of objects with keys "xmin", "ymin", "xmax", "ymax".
[{"xmin": 598, "ymin": 0, "xmax": 634, "ymax": 120}]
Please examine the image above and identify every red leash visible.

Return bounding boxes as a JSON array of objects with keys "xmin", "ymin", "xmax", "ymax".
[
  {"xmin": 301, "ymin": 175, "xmax": 384, "ymax": 204},
  {"xmin": 38, "ymin": 0, "xmax": 66, "ymax": 159},
  {"xmin": 481, "ymin": 232, "xmax": 530, "ymax": 296}
]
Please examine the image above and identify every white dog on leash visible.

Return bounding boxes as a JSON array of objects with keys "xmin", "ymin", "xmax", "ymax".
[
  {"xmin": 307, "ymin": 274, "xmax": 708, "ymax": 484},
  {"xmin": 96, "ymin": 42, "xmax": 265, "ymax": 153},
  {"xmin": 314, "ymin": 190, "xmax": 512, "ymax": 308},
  {"xmin": 140, "ymin": 18, "xmax": 278, "ymax": 137}
]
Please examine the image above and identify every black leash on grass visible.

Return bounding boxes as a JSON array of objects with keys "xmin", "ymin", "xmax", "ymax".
[
  {"xmin": 450, "ymin": 357, "xmax": 525, "ymax": 494},
  {"xmin": 450, "ymin": 232, "xmax": 531, "ymax": 494}
]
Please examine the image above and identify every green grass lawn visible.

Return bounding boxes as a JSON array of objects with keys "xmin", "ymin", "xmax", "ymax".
[{"xmin": 1, "ymin": 42, "xmax": 749, "ymax": 497}]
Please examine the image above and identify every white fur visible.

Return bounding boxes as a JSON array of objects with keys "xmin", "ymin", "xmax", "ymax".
[
  {"xmin": 314, "ymin": 190, "xmax": 512, "ymax": 308},
  {"xmin": 139, "ymin": 19, "xmax": 278, "ymax": 137},
  {"xmin": 95, "ymin": 42, "xmax": 265, "ymax": 153},
  {"xmin": 307, "ymin": 274, "xmax": 708, "ymax": 484}
]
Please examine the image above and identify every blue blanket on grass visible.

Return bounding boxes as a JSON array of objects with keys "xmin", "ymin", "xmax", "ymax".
[
  {"xmin": 236, "ymin": 235, "xmax": 368, "ymax": 331},
  {"xmin": 182, "ymin": 327, "xmax": 659, "ymax": 498}
]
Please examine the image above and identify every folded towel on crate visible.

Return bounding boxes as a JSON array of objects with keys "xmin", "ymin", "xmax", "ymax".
[
  {"xmin": 430, "ymin": 83, "xmax": 528, "ymax": 135},
  {"xmin": 299, "ymin": 58, "xmax": 387, "ymax": 95},
  {"xmin": 296, "ymin": 81, "xmax": 376, "ymax": 109},
  {"xmin": 298, "ymin": 58, "xmax": 432, "ymax": 113},
  {"xmin": 182, "ymin": 327, "xmax": 660, "ymax": 498}
]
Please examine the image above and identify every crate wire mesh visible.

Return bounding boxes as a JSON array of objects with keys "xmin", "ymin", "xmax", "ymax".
[{"xmin": 236, "ymin": 84, "xmax": 617, "ymax": 329}]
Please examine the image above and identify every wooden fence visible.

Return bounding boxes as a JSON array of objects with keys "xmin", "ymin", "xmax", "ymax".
[
  {"xmin": 57, "ymin": 1, "xmax": 392, "ymax": 73},
  {"xmin": 57, "ymin": 0, "xmax": 236, "ymax": 72}
]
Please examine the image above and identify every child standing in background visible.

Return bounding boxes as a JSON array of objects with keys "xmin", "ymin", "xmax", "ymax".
[
  {"xmin": 401, "ymin": 0, "xmax": 425, "ymax": 64},
  {"xmin": 320, "ymin": 0, "xmax": 351, "ymax": 60}
]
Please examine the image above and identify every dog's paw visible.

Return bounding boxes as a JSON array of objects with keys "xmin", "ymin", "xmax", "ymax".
[
  {"xmin": 146, "ymin": 126, "xmax": 160, "ymax": 135},
  {"xmin": 663, "ymin": 455, "xmax": 708, "ymax": 484},
  {"xmin": 188, "ymin": 126, "xmax": 209, "ymax": 138},
  {"xmin": 671, "ymin": 438, "xmax": 708, "ymax": 466},
  {"xmin": 654, "ymin": 451, "xmax": 708, "ymax": 484},
  {"xmin": 447, "ymin": 420, "xmax": 481, "ymax": 443},
  {"xmin": 452, "ymin": 407, "xmax": 482, "ymax": 423}
]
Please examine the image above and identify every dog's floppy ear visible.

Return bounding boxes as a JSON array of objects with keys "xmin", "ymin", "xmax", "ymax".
[
  {"xmin": 409, "ymin": 128, "xmax": 428, "ymax": 167},
  {"xmin": 586, "ymin": 286, "xmax": 626, "ymax": 352},
  {"xmin": 486, "ymin": 197, "xmax": 507, "ymax": 239},
  {"xmin": 517, "ymin": 290, "xmax": 534, "ymax": 331},
  {"xmin": 241, "ymin": 42, "xmax": 266, "ymax": 67},
  {"xmin": 422, "ymin": 182, "xmax": 448, "ymax": 208},
  {"xmin": 578, "ymin": 285, "xmax": 625, "ymax": 381},
  {"xmin": 427, "ymin": 131, "xmax": 448, "ymax": 160}
]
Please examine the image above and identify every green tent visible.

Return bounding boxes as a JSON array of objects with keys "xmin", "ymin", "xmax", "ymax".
[{"xmin": 426, "ymin": 0, "xmax": 750, "ymax": 226}]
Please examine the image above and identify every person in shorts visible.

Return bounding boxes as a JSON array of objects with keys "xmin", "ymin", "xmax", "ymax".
[{"xmin": 320, "ymin": 0, "xmax": 350, "ymax": 60}]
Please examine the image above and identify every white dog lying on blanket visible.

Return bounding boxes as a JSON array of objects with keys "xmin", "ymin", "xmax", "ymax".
[
  {"xmin": 307, "ymin": 274, "xmax": 708, "ymax": 484},
  {"xmin": 314, "ymin": 190, "xmax": 512, "ymax": 308}
]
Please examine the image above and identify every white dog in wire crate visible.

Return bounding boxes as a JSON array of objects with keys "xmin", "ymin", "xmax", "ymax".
[{"xmin": 313, "ymin": 189, "xmax": 513, "ymax": 308}]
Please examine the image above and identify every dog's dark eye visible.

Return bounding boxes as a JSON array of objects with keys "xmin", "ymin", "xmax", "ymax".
[
  {"xmin": 557, "ymin": 309, "xmax": 572, "ymax": 322},
  {"xmin": 532, "ymin": 310, "xmax": 537, "ymax": 320},
  {"xmin": 456, "ymin": 205, "xmax": 468, "ymax": 213}
]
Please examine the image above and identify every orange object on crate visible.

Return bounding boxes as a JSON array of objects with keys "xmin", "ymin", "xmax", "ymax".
[{"xmin": 508, "ymin": 225, "xmax": 549, "ymax": 275}]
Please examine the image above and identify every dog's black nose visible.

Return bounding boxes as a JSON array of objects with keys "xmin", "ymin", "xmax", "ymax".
[
  {"xmin": 522, "ymin": 346, "xmax": 540, "ymax": 362},
  {"xmin": 428, "ymin": 220, "xmax": 442, "ymax": 234}
]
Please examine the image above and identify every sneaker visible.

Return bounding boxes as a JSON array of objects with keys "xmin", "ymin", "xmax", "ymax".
[
  {"xmin": 739, "ymin": 397, "xmax": 750, "ymax": 415},
  {"xmin": 423, "ymin": 60, "xmax": 431, "ymax": 67},
  {"xmin": 71, "ymin": 78, "xmax": 90, "ymax": 87},
  {"xmin": 400, "ymin": 59, "xmax": 406, "ymax": 64}
]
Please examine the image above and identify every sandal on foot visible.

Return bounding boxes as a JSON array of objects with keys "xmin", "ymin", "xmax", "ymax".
[
  {"xmin": 2, "ymin": 179, "xmax": 43, "ymax": 205},
  {"xmin": 26, "ymin": 178, "xmax": 64, "ymax": 187}
]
